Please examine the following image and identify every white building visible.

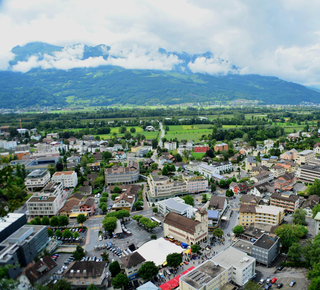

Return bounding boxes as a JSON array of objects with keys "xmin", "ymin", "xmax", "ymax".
[
  {"xmin": 158, "ymin": 197, "xmax": 195, "ymax": 218},
  {"xmin": 296, "ymin": 150, "xmax": 315, "ymax": 165},
  {"xmin": 0, "ymin": 140, "xmax": 17, "ymax": 150},
  {"xmin": 198, "ymin": 161, "xmax": 232, "ymax": 178},
  {"xmin": 180, "ymin": 247, "xmax": 256, "ymax": 290},
  {"xmin": 314, "ymin": 212, "xmax": 320, "ymax": 236},
  {"xmin": 26, "ymin": 182, "xmax": 67, "ymax": 217},
  {"xmin": 51, "ymin": 171, "xmax": 78, "ymax": 188},
  {"xmin": 177, "ymin": 141, "xmax": 194, "ymax": 155},
  {"xmin": 24, "ymin": 169, "xmax": 51, "ymax": 191},
  {"xmin": 184, "ymin": 175, "xmax": 208, "ymax": 193},
  {"xmin": 164, "ymin": 141, "xmax": 177, "ymax": 151}
]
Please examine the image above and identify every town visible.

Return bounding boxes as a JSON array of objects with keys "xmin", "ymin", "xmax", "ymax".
[{"xmin": 1, "ymin": 108, "xmax": 320, "ymax": 290}]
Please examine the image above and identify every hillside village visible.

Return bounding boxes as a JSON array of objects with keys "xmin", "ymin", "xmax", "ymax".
[{"xmin": 1, "ymin": 117, "xmax": 320, "ymax": 290}]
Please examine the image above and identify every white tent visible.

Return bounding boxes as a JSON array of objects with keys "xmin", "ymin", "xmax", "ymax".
[{"xmin": 135, "ymin": 237, "xmax": 183, "ymax": 266}]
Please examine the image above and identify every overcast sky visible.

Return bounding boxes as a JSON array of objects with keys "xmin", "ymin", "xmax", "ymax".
[{"xmin": 1, "ymin": 0, "xmax": 320, "ymax": 86}]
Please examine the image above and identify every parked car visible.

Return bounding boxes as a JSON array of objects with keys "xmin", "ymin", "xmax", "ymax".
[
  {"xmin": 266, "ymin": 278, "xmax": 271, "ymax": 284},
  {"xmin": 289, "ymin": 281, "xmax": 296, "ymax": 287},
  {"xmin": 277, "ymin": 283, "xmax": 283, "ymax": 288},
  {"xmin": 265, "ymin": 284, "xmax": 272, "ymax": 290},
  {"xmin": 278, "ymin": 265, "xmax": 284, "ymax": 271},
  {"xmin": 259, "ymin": 279, "xmax": 265, "ymax": 285},
  {"xmin": 271, "ymin": 278, "xmax": 277, "ymax": 284}
]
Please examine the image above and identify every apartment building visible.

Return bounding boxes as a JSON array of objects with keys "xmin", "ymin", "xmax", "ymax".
[
  {"xmin": 270, "ymin": 192, "xmax": 300, "ymax": 213},
  {"xmin": 246, "ymin": 156, "xmax": 258, "ymax": 172},
  {"xmin": 105, "ymin": 161, "xmax": 139, "ymax": 185},
  {"xmin": 194, "ymin": 144, "xmax": 209, "ymax": 153},
  {"xmin": 198, "ymin": 161, "xmax": 232, "ymax": 178},
  {"xmin": 158, "ymin": 197, "xmax": 195, "ymax": 218},
  {"xmin": 177, "ymin": 141, "xmax": 193, "ymax": 155},
  {"xmin": 147, "ymin": 175, "xmax": 187, "ymax": 202},
  {"xmin": 274, "ymin": 173, "xmax": 295, "ymax": 191},
  {"xmin": 164, "ymin": 141, "xmax": 177, "ymax": 151},
  {"xmin": 184, "ymin": 175, "xmax": 208, "ymax": 193},
  {"xmin": 270, "ymin": 165, "xmax": 286, "ymax": 178},
  {"xmin": 26, "ymin": 182, "xmax": 67, "ymax": 217},
  {"xmin": 51, "ymin": 171, "xmax": 78, "ymax": 188},
  {"xmin": 296, "ymin": 164, "xmax": 320, "ymax": 183},
  {"xmin": 214, "ymin": 143, "xmax": 228, "ymax": 152},
  {"xmin": 251, "ymin": 234, "xmax": 280, "ymax": 266},
  {"xmin": 251, "ymin": 170, "xmax": 274, "ymax": 184},
  {"xmin": 120, "ymin": 252, "xmax": 145, "ymax": 280},
  {"xmin": 280, "ymin": 148, "xmax": 298, "ymax": 161},
  {"xmin": 239, "ymin": 204, "xmax": 284, "ymax": 226},
  {"xmin": 63, "ymin": 261, "xmax": 108, "ymax": 288},
  {"xmin": 163, "ymin": 210, "xmax": 208, "ymax": 245},
  {"xmin": 296, "ymin": 149, "xmax": 315, "ymax": 165},
  {"xmin": 24, "ymin": 169, "xmax": 51, "ymax": 191},
  {"xmin": 180, "ymin": 247, "xmax": 256, "ymax": 290}
]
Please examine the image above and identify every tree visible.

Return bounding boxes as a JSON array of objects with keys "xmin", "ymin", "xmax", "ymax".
[
  {"xmin": 312, "ymin": 204, "xmax": 320, "ymax": 218},
  {"xmin": 87, "ymin": 284, "xmax": 99, "ymax": 290},
  {"xmin": 101, "ymin": 192, "xmax": 109, "ymax": 198},
  {"xmin": 308, "ymin": 261, "xmax": 320, "ymax": 280},
  {"xmin": 113, "ymin": 186, "xmax": 122, "ymax": 193},
  {"xmin": 62, "ymin": 229, "xmax": 73, "ymax": 238},
  {"xmin": 293, "ymin": 208, "xmax": 307, "ymax": 225},
  {"xmin": 58, "ymin": 215, "xmax": 69, "ymax": 227},
  {"xmin": 34, "ymin": 216, "xmax": 42, "ymax": 225},
  {"xmin": 151, "ymin": 163, "xmax": 158, "ymax": 171},
  {"xmin": 115, "ymin": 209, "xmax": 130, "ymax": 221},
  {"xmin": 306, "ymin": 179, "xmax": 320, "ymax": 196},
  {"xmin": 201, "ymin": 194, "xmax": 207, "ymax": 203},
  {"xmin": 101, "ymin": 251, "xmax": 109, "ymax": 261},
  {"xmin": 47, "ymin": 229, "xmax": 53, "ymax": 237},
  {"xmin": 73, "ymin": 231, "xmax": 80, "ymax": 238},
  {"xmin": 152, "ymin": 139, "xmax": 158, "ymax": 149},
  {"xmin": 72, "ymin": 245, "xmax": 85, "ymax": 261},
  {"xmin": 152, "ymin": 207, "xmax": 158, "ymax": 213},
  {"xmin": 111, "ymin": 193, "xmax": 119, "ymax": 200},
  {"xmin": 287, "ymin": 242, "xmax": 301, "ymax": 262},
  {"xmin": 161, "ymin": 166, "xmax": 169, "ymax": 175},
  {"xmin": 233, "ymin": 225, "xmax": 244, "ymax": 236},
  {"xmin": 0, "ymin": 265, "xmax": 18, "ymax": 290},
  {"xmin": 77, "ymin": 214, "xmax": 87, "ymax": 227},
  {"xmin": 183, "ymin": 195, "xmax": 194, "ymax": 206},
  {"xmin": 175, "ymin": 153, "xmax": 182, "ymax": 162},
  {"xmin": 102, "ymin": 216, "xmax": 117, "ymax": 233},
  {"xmin": 309, "ymin": 277, "xmax": 320, "ymax": 290},
  {"xmin": 191, "ymin": 244, "xmax": 199, "ymax": 254},
  {"xmin": 225, "ymin": 189, "xmax": 234, "ymax": 197},
  {"xmin": 151, "ymin": 234, "xmax": 157, "ymax": 240},
  {"xmin": 53, "ymin": 279, "xmax": 71, "ymax": 290},
  {"xmin": 56, "ymin": 162, "xmax": 63, "ymax": 171},
  {"xmin": 41, "ymin": 216, "xmax": 50, "ymax": 225},
  {"xmin": 274, "ymin": 224, "xmax": 306, "ymax": 251},
  {"xmin": 109, "ymin": 260, "xmax": 121, "ymax": 277},
  {"xmin": 134, "ymin": 201, "xmax": 144, "ymax": 210},
  {"xmin": 112, "ymin": 273, "xmax": 129, "ymax": 289},
  {"xmin": 100, "ymin": 197, "xmax": 108, "ymax": 203},
  {"xmin": 138, "ymin": 261, "xmax": 158, "ymax": 281},
  {"xmin": 55, "ymin": 230, "xmax": 62, "ymax": 237},
  {"xmin": 211, "ymin": 183, "xmax": 216, "ymax": 192},
  {"xmin": 130, "ymin": 127, "xmax": 136, "ymax": 133},
  {"xmin": 166, "ymin": 253, "xmax": 182, "ymax": 268},
  {"xmin": 101, "ymin": 204, "xmax": 107, "ymax": 213},
  {"xmin": 212, "ymin": 228, "xmax": 224, "ymax": 238}
]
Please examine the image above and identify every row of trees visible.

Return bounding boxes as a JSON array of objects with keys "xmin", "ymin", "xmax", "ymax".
[{"xmin": 132, "ymin": 215, "xmax": 158, "ymax": 231}]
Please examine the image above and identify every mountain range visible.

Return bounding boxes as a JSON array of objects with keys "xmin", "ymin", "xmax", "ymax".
[{"xmin": 0, "ymin": 42, "xmax": 319, "ymax": 108}]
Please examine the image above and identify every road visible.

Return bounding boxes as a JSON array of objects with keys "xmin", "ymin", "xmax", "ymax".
[{"xmin": 158, "ymin": 122, "xmax": 165, "ymax": 148}]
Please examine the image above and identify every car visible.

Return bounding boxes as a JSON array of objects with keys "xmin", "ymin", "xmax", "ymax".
[
  {"xmin": 289, "ymin": 281, "xmax": 296, "ymax": 287},
  {"xmin": 277, "ymin": 283, "xmax": 283, "ymax": 289},
  {"xmin": 99, "ymin": 236, "xmax": 102, "ymax": 241},
  {"xmin": 271, "ymin": 278, "xmax": 277, "ymax": 284},
  {"xmin": 259, "ymin": 279, "xmax": 265, "ymax": 285},
  {"xmin": 79, "ymin": 228, "xmax": 82, "ymax": 233},
  {"xmin": 180, "ymin": 262, "xmax": 184, "ymax": 266},
  {"xmin": 184, "ymin": 261, "xmax": 189, "ymax": 265},
  {"xmin": 265, "ymin": 284, "xmax": 272, "ymax": 290},
  {"xmin": 278, "ymin": 265, "xmax": 284, "ymax": 271},
  {"xmin": 266, "ymin": 278, "xmax": 271, "ymax": 284}
]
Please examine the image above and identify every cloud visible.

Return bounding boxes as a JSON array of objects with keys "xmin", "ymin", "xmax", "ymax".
[{"xmin": 2, "ymin": 0, "xmax": 320, "ymax": 85}]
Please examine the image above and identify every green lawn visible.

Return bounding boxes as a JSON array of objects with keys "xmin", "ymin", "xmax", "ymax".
[
  {"xmin": 191, "ymin": 152, "xmax": 206, "ymax": 159},
  {"xmin": 166, "ymin": 125, "xmax": 212, "ymax": 142},
  {"xmin": 97, "ymin": 130, "xmax": 159, "ymax": 140}
]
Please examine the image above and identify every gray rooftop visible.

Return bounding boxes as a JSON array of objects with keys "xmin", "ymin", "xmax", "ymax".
[
  {"xmin": 232, "ymin": 239, "xmax": 253, "ymax": 254},
  {"xmin": 253, "ymin": 234, "xmax": 279, "ymax": 250},
  {"xmin": 26, "ymin": 169, "xmax": 48, "ymax": 178},
  {"xmin": 159, "ymin": 198, "xmax": 191, "ymax": 212},
  {"xmin": 0, "ymin": 213, "xmax": 26, "ymax": 233}
]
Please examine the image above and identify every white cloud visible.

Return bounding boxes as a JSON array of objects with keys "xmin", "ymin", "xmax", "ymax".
[{"xmin": 2, "ymin": 0, "xmax": 320, "ymax": 85}]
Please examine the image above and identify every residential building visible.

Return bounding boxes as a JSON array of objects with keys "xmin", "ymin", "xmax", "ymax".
[
  {"xmin": 296, "ymin": 150, "xmax": 315, "ymax": 165},
  {"xmin": 251, "ymin": 234, "xmax": 280, "ymax": 266},
  {"xmin": 239, "ymin": 204, "xmax": 284, "ymax": 226},
  {"xmin": 270, "ymin": 165, "xmax": 286, "ymax": 178},
  {"xmin": 83, "ymin": 135, "xmax": 95, "ymax": 141},
  {"xmin": 184, "ymin": 175, "xmax": 208, "ymax": 193},
  {"xmin": 314, "ymin": 212, "xmax": 320, "ymax": 236},
  {"xmin": 264, "ymin": 139, "xmax": 274, "ymax": 149},
  {"xmin": 239, "ymin": 146, "xmax": 254, "ymax": 155},
  {"xmin": 51, "ymin": 171, "xmax": 78, "ymax": 188},
  {"xmin": 136, "ymin": 146, "xmax": 152, "ymax": 157},
  {"xmin": 274, "ymin": 173, "xmax": 295, "ymax": 191},
  {"xmin": 58, "ymin": 199, "xmax": 81, "ymax": 216},
  {"xmin": 214, "ymin": 143, "xmax": 228, "ymax": 152},
  {"xmin": 296, "ymin": 164, "xmax": 320, "ymax": 183},
  {"xmin": 87, "ymin": 162, "xmax": 100, "ymax": 172},
  {"xmin": 302, "ymin": 195, "xmax": 320, "ymax": 217},
  {"xmin": 194, "ymin": 144, "xmax": 209, "ymax": 153},
  {"xmin": 208, "ymin": 196, "xmax": 227, "ymax": 214},
  {"xmin": 270, "ymin": 192, "xmax": 300, "ymax": 213},
  {"xmin": 0, "ymin": 225, "xmax": 48, "ymax": 279},
  {"xmin": 280, "ymin": 148, "xmax": 298, "ymax": 161},
  {"xmin": 177, "ymin": 141, "xmax": 193, "ymax": 155},
  {"xmin": 164, "ymin": 141, "xmax": 177, "ymax": 151},
  {"xmin": 158, "ymin": 197, "xmax": 195, "ymax": 218},
  {"xmin": 109, "ymin": 185, "xmax": 141, "ymax": 212},
  {"xmin": 25, "ymin": 256, "xmax": 57, "ymax": 285},
  {"xmin": 163, "ymin": 210, "xmax": 208, "ymax": 245},
  {"xmin": 246, "ymin": 156, "xmax": 258, "ymax": 172},
  {"xmin": 240, "ymin": 195, "xmax": 261, "ymax": 205},
  {"xmin": 26, "ymin": 182, "xmax": 66, "ymax": 217},
  {"xmin": 147, "ymin": 175, "xmax": 187, "ymax": 202},
  {"xmin": 24, "ymin": 169, "xmax": 51, "ymax": 191},
  {"xmin": 251, "ymin": 170, "xmax": 274, "ymax": 184},
  {"xmin": 115, "ymin": 151, "xmax": 127, "ymax": 160},
  {"xmin": 79, "ymin": 185, "xmax": 93, "ymax": 196},
  {"xmin": 0, "ymin": 140, "xmax": 17, "ymax": 150},
  {"xmin": 105, "ymin": 161, "xmax": 139, "ymax": 185},
  {"xmin": 198, "ymin": 161, "xmax": 232, "ymax": 178},
  {"xmin": 79, "ymin": 197, "xmax": 96, "ymax": 216},
  {"xmin": 275, "ymin": 160, "xmax": 297, "ymax": 173},
  {"xmin": 63, "ymin": 261, "xmax": 108, "ymax": 288},
  {"xmin": 0, "ymin": 213, "xmax": 27, "ymax": 243},
  {"xmin": 120, "ymin": 252, "xmax": 145, "ymax": 280},
  {"xmin": 314, "ymin": 142, "xmax": 320, "ymax": 154},
  {"xmin": 229, "ymin": 182, "xmax": 249, "ymax": 194},
  {"xmin": 131, "ymin": 145, "xmax": 142, "ymax": 153},
  {"xmin": 249, "ymin": 182, "xmax": 274, "ymax": 198}
]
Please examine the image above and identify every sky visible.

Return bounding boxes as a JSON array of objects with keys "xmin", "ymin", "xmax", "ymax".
[{"xmin": 1, "ymin": 0, "xmax": 320, "ymax": 86}]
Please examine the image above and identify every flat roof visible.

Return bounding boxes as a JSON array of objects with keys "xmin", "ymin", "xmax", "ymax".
[
  {"xmin": 211, "ymin": 247, "xmax": 255, "ymax": 270},
  {"xmin": 232, "ymin": 240, "xmax": 253, "ymax": 254},
  {"xmin": 253, "ymin": 234, "xmax": 279, "ymax": 250},
  {"xmin": 0, "ymin": 213, "xmax": 26, "ymax": 233},
  {"xmin": 26, "ymin": 169, "xmax": 48, "ymax": 178},
  {"xmin": 255, "ymin": 205, "xmax": 284, "ymax": 215},
  {"xmin": 159, "ymin": 198, "xmax": 191, "ymax": 212},
  {"xmin": 180, "ymin": 260, "xmax": 226, "ymax": 289}
]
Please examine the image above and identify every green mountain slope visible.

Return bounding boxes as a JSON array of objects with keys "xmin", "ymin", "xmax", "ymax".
[{"xmin": 0, "ymin": 66, "xmax": 319, "ymax": 108}]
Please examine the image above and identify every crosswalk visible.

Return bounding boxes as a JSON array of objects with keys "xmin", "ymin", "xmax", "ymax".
[{"xmin": 91, "ymin": 226, "xmax": 99, "ymax": 230}]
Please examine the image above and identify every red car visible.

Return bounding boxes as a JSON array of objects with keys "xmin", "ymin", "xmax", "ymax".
[
  {"xmin": 184, "ymin": 261, "xmax": 189, "ymax": 265},
  {"xmin": 78, "ymin": 228, "xmax": 82, "ymax": 233},
  {"xmin": 271, "ymin": 278, "xmax": 277, "ymax": 284}
]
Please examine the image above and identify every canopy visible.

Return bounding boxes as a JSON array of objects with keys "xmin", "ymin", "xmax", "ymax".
[{"xmin": 159, "ymin": 266, "xmax": 195, "ymax": 290}]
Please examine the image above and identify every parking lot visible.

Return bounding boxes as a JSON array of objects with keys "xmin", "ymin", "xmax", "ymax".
[{"xmin": 255, "ymin": 264, "xmax": 310, "ymax": 289}]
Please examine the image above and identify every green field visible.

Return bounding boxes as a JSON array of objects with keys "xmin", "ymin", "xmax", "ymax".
[
  {"xmin": 97, "ymin": 127, "xmax": 159, "ymax": 140},
  {"xmin": 166, "ymin": 125, "xmax": 213, "ymax": 142}
]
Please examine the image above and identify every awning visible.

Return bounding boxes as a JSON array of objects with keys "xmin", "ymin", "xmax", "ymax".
[
  {"xmin": 69, "ymin": 212, "xmax": 89, "ymax": 218},
  {"xmin": 159, "ymin": 266, "xmax": 195, "ymax": 290}
]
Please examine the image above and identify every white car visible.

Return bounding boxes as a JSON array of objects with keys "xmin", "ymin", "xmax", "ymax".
[{"xmin": 99, "ymin": 236, "xmax": 102, "ymax": 241}]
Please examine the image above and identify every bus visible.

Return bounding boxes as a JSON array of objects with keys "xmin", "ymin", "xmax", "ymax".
[{"xmin": 151, "ymin": 217, "xmax": 162, "ymax": 226}]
